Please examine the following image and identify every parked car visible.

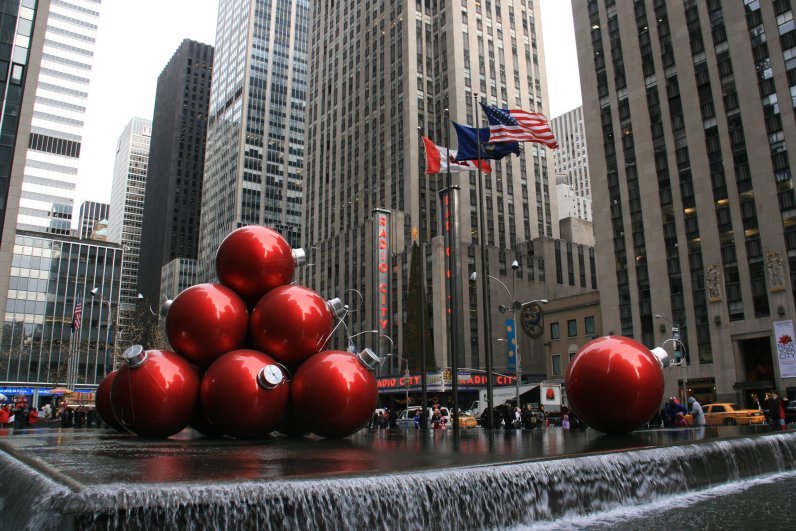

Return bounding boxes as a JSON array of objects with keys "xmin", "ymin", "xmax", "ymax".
[
  {"xmin": 703, "ymin": 403, "xmax": 766, "ymax": 426},
  {"xmin": 396, "ymin": 407, "xmax": 452, "ymax": 428}
]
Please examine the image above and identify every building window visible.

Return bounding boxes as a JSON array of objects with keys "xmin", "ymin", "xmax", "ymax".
[
  {"xmin": 568, "ymin": 319, "xmax": 577, "ymax": 337},
  {"xmin": 585, "ymin": 316, "xmax": 595, "ymax": 336},
  {"xmin": 552, "ymin": 354, "xmax": 562, "ymax": 376},
  {"xmin": 551, "ymin": 322, "xmax": 560, "ymax": 340}
]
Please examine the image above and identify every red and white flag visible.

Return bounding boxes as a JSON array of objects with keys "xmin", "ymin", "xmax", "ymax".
[
  {"xmin": 481, "ymin": 103, "xmax": 559, "ymax": 149},
  {"xmin": 422, "ymin": 136, "xmax": 491, "ymax": 175}
]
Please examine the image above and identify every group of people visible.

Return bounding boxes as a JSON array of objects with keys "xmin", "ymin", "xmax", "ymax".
[
  {"xmin": 0, "ymin": 398, "xmax": 104, "ymax": 430},
  {"xmin": 0, "ymin": 399, "xmax": 40, "ymax": 429},
  {"xmin": 480, "ymin": 403, "xmax": 581, "ymax": 430},
  {"xmin": 762, "ymin": 391, "xmax": 789, "ymax": 430},
  {"xmin": 368, "ymin": 408, "xmax": 397, "ymax": 429},
  {"xmin": 657, "ymin": 391, "xmax": 790, "ymax": 430},
  {"xmin": 658, "ymin": 396, "xmax": 705, "ymax": 428}
]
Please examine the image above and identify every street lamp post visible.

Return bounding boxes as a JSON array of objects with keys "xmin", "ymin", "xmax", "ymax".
[
  {"xmin": 655, "ymin": 314, "xmax": 688, "ymax": 404},
  {"xmin": 91, "ymin": 287, "xmax": 117, "ymax": 374},
  {"xmin": 471, "ymin": 269, "xmax": 547, "ymax": 410}
]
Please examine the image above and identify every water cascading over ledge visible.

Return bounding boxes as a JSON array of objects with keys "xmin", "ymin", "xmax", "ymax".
[{"xmin": 2, "ymin": 432, "xmax": 795, "ymax": 530}]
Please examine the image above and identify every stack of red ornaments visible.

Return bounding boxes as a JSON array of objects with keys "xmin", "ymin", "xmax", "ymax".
[{"xmin": 95, "ymin": 226, "xmax": 379, "ymax": 439}]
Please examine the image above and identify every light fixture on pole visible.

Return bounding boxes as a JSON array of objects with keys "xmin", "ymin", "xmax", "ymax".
[
  {"xmin": 471, "ymin": 271, "xmax": 547, "ymax": 410},
  {"xmin": 655, "ymin": 314, "xmax": 688, "ymax": 404},
  {"xmin": 139, "ymin": 292, "xmax": 172, "ymax": 318}
]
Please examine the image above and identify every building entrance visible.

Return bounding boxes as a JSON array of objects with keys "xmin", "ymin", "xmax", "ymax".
[{"xmin": 737, "ymin": 336, "xmax": 775, "ymax": 408}]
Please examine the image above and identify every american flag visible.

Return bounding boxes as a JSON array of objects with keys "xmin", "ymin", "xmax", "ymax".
[
  {"xmin": 480, "ymin": 102, "xmax": 558, "ymax": 149},
  {"xmin": 71, "ymin": 294, "xmax": 83, "ymax": 331}
]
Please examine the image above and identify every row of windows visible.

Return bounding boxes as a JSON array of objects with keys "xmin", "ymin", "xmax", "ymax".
[
  {"xmin": 28, "ymin": 133, "xmax": 81, "ymax": 158},
  {"xmin": 549, "ymin": 316, "xmax": 596, "ymax": 340}
]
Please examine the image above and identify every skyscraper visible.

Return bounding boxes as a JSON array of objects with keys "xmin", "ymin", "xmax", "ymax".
[
  {"xmin": 139, "ymin": 39, "xmax": 213, "ymax": 306},
  {"xmin": 551, "ymin": 106, "xmax": 592, "ymax": 205},
  {"xmin": 77, "ymin": 200, "xmax": 108, "ymax": 240},
  {"xmin": 573, "ymin": 0, "xmax": 796, "ymax": 402},
  {"xmin": 197, "ymin": 0, "xmax": 309, "ymax": 281},
  {"xmin": 108, "ymin": 117, "xmax": 151, "ymax": 342},
  {"xmin": 305, "ymin": 1, "xmax": 582, "ymax": 379},
  {"xmin": 15, "ymin": 0, "xmax": 102, "ymax": 235},
  {"xmin": 0, "ymin": 0, "xmax": 49, "ymax": 333}
]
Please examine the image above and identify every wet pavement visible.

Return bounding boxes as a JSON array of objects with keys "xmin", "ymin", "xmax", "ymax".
[{"xmin": 0, "ymin": 424, "xmax": 775, "ymax": 485}]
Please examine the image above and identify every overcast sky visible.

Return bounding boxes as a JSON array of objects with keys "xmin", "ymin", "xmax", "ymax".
[{"xmin": 75, "ymin": 0, "xmax": 581, "ymax": 214}]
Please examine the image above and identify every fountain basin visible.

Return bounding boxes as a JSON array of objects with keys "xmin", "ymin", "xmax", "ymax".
[{"xmin": 1, "ymin": 427, "xmax": 793, "ymax": 530}]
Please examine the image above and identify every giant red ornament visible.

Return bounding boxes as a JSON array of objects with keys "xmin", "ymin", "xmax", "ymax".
[
  {"xmin": 200, "ymin": 349, "xmax": 289, "ymax": 438},
  {"xmin": 111, "ymin": 346, "xmax": 200, "ymax": 438},
  {"xmin": 566, "ymin": 336, "xmax": 664, "ymax": 434},
  {"xmin": 250, "ymin": 285, "xmax": 344, "ymax": 370},
  {"xmin": 95, "ymin": 370, "xmax": 123, "ymax": 431},
  {"xmin": 290, "ymin": 350, "xmax": 378, "ymax": 438},
  {"xmin": 215, "ymin": 226, "xmax": 305, "ymax": 304},
  {"xmin": 165, "ymin": 283, "xmax": 249, "ymax": 367}
]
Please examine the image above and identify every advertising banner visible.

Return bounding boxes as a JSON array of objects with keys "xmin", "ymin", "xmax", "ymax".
[
  {"xmin": 506, "ymin": 319, "xmax": 517, "ymax": 372},
  {"xmin": 773, "ymin": 320, "xmax": 796, "ymax": 378}
]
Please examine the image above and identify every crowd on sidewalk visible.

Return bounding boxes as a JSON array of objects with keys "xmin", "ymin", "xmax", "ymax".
[{"xmin": 0, "ymin": 398, "xmax": 104, "ymax": 430}]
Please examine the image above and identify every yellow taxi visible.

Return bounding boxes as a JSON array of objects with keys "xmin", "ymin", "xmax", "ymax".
[{"xmin": 703, "ymin": 403, "xmax": 766, "ymax": 426}]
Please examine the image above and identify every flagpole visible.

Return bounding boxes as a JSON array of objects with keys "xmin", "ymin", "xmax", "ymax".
[
  {"xmin": 417, "ymin": 126, "xmax": 429, "ymax": 432},
  {"xmin": 474, "ymin": 92, "xmax": 495, "ymax": 429},
  {"xmin": 444, "ymin": 107, "xmax": 461, "ymax": 434}
]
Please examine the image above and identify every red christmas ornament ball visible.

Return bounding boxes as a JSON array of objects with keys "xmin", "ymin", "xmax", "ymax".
[
  {"xmin": 200, "ymin": 349, "xmax": 289, "ymax": 438},
  {"xmin": 166, "ymin": 283, "xmax": 249, "ymax": 368},
  {"xmin": 111, "ymin": 347, "xmax": 200, "ymax": 438},
  {"xmin": 216, "ymin": 226, "xmax": 297, "ymax": 304},
  {"xmin": 250, "ymin": 285, "xmax": 334, "ymax": 370},
  {"xmin": 95, "ymin": 370, "xmax": 123, "ymax": 431},
  {"xmin": 566, "ymin": 336, "xmax": 664, "ymax": 434},
  {"xmin": 290, "ymin": 350, "xmax": 378, "ymax": 438}
]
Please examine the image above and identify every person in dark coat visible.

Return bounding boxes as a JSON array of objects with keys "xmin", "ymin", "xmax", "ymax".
[
  {"xmin": 767, "ymin": 391, "xmax": 789, "ymax": 431},
  {"xmin": 61, "ymin": 406, "xmax": 74, "ymax": 428}
]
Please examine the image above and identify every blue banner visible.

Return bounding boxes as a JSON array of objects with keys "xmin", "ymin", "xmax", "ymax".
[{"xmin": 506, "ymin": 319, "xmax": 517, "ymax": 372}]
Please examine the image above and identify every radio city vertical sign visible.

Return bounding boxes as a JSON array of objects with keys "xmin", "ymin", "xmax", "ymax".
[{"xmin": 373, "ymin": 209, "xmax": 392, "ymax": 335}]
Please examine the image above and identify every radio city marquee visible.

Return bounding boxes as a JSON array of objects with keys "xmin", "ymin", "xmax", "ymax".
[{"xmin": 376, "ymin": 371, "xmax": 517, "ymax": 393}]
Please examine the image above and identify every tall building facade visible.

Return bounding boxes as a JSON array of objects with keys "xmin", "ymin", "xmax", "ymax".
[
  {"xmin": 160, "ymin": 257, "xmax": 197, "ymax": 301},
  {"xmin": 0, "ymin": 0, "xmax": 50, "ymax": 340},
  {"xmin": 77, "ymin": 200, "xmax": 107, "ymax": 239},
  {"xmin": 108, "ymin": 117, "xmax": 150, "ymax": 342},
  {"xmin": 139, "ymin": 39, "xmax": 213, "ymax": 306},
  {"xmin": 551, "ymin": 106, "xmax": 592, "ymax": 207},
  {"xmin": 15, "ymin": 0, "xmax": 102, "ymax": 235},
  {"xmin": 574, "ymin": 0, "xmax": 796, "ymax": 403},
  {"xmin": 556, "ymin": 174, "xmax": 592, "ymax": 223},
  {"xmin": 197, "ymin": 0, "xmax": 309, "ymax": 281},
  {"xmin": 1, "ymin": 230, "xmax": 122, "ymax": 392},
  {"xmin": 305, "ymin": 1, "xmax": 586, "ymax": 381}
]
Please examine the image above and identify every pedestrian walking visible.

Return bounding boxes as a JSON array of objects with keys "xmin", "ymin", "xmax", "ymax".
[{"xmin": 688, "ymin": 397, "xmax": 706, "ymax": 426}]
